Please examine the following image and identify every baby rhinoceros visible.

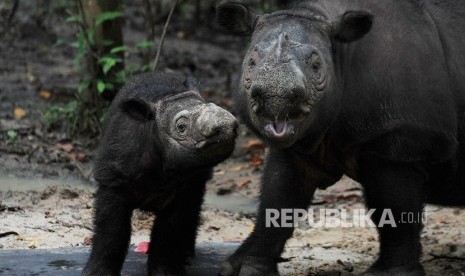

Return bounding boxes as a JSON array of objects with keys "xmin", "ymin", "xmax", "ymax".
[{"xmin": 83, "ymin": 72, "xmax": 238, "ymax": 276}]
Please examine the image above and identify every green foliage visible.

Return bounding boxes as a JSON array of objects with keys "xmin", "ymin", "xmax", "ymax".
[
  {"xmin": 7, "ymin": 130, "xmax": 17, "ymax": 140},
  {"xmin": 44, "ymin": 101, "xmax": 78, "ymax": 130},
  {"xmin": 136, "ymin": 40, "xmax": 155, "ymax": 49},
  {"xmin": 45, "ymin": 8, "xmax": 129, "ymax": 135},
  {"xmin": 95, "ymin": 11, "xmax": 123, "ymax": 26},
  {"xmin": 6, "ymin": 130, "xmax": 18, "ymax": 145}
]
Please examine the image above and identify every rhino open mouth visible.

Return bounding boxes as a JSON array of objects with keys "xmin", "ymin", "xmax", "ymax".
[
  {"xmin": 264, "ymin": 119, "xmax": 295, "ymax": 140},
  {"xmin": 266, "ymin": 120, "xmax": 287, "ymax": 137}
]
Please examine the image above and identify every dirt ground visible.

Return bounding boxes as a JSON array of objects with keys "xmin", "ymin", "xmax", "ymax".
[{"xmin": 0, "ymin": 2, "xmax": 464, "ymax": 276}]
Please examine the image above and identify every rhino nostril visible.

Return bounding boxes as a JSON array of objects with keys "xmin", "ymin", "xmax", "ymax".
[
  {"xmin": 203, "ymin": 126, "xmax": 221, "ymax": 138},
  {"xmin": 289, "ymin": 87, "xmax": 306, "ymax": 103},
  {"xmin": 251, "ymin": 86, "xmax": 265, "ymax": 100}
]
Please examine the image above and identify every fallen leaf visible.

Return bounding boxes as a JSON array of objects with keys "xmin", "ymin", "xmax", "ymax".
[
  {"xmin": 76, "ymin": 153, "xmax": 86, "ymax": 162},
  {"xmin": 237, "ymin": 179, "xmax": 251, "ymax": 189},
  {"xmin": 14, "ymin": 108, "xmax": 26, "ymax": 120},
  {"xmin": 39, "ymin": 90, "xmax": 52, "ymax": 99},
  {"xmin": 251, "ymin": 155, "xmax": 263, "ymax": 167},
  {"xmin": 28, "ymin": 240, "xmax": 39, "ymax": 249},
  {"xmin": 337, "ymin": 259, "xmax": 354, "ymax": 272},
  {"xmin": 216, "ymin": 184, "xmax": 235, "ymax": 196},
  {"xmin": 176, "ymin": 31, "xmax": 190, "ymax": 39},
  {"xmin": 231, "ymin": 165, "xmax": 249, "ymax": 172},
  {"xmin": 221, "ymin": 98, "xmax": 234, "ymax": 108},
  {"xmin": 39, "ymin": 45, "xmax": 48, "ymax": 53},
  {"xmin": 242, "ymin": 139, "xmax": 266, "ymax": 153},
  {"xmin": 213, "ymin": 169, "xmax": 225, "ymax": 176},
  {"xmin": 222, "ymin": 236, "xmax": 244, "ymax": 243},
  {"xmin": 58, "ymin": 143, "xmax": 75, "ymax": 153},
  {"xmin": 337, "ymin": 193, "xmax": 362, "ymax": 201},
  {"xmin": 135, "ymin": 241, "xmax": 150, "ymax": 254},
  {"xmin": 26, "ymin": 71, "xmax": 36, "ymax": 83},
  {"xmin": 435, "ymin": 215, "xmax": 448, "ymax": 224},
  {"xmin": 69, "ymin": 152, "xmax": 86, "ymax": 162},
  {"xmin": 60, "ymin": 188, "xmax": 79, "ymax": 199},
  {"xmin": 83, "ymin": 236, "xmax": 93, "ymax": 246},
  {"xmin": 322, "ymin": 194, "xmax": 337, "ymax": 203},
  {"xmin": 249, "ymin": 224, "xmax": 255, "ymax": 233}
]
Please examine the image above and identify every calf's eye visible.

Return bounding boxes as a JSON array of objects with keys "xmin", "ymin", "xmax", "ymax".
[
  {"xmin": 175, "ymin": 117, "xmax": 189, "ymax": 135},
  {"xmin": 177, "ymin": 124, "xmax": 187, "ymax": 133}
]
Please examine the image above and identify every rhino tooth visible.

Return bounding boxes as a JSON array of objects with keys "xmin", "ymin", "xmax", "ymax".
[
  {"xmin": 300, "ymin": 103, "xmax": 311, "ymax": 114},
  {"xmin": 195, "ymin": 141, "xmax": 208, "ymax": 149},
  {"xmin": 252, "ymin": 102, "xmax": 260, "ymax": 113}
]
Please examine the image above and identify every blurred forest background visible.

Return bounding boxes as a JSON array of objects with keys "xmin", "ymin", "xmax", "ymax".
[{"xmin": 0, "ymin": 0, "xmax": 290, "ymax": 179}]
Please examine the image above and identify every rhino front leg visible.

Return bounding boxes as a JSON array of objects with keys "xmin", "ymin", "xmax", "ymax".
[
  {"xmin": 219, "ymin": 149, "xmax": 316, "ymax": 276},
  {"xmin": 148, "ymin": 176, "xmax": 207, "ymax": 276},
  {"xmin": 359, "ymin": 153, "xmax": 426, "ymax": 276},
  {"xmin": 83, "ymin": 186, "xmax": 133, "ymax": 276}
]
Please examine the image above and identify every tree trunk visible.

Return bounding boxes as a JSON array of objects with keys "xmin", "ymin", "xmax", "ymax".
[{"xmin": 80, "ymin": 0, "xmax": 124, "ymax": 101}]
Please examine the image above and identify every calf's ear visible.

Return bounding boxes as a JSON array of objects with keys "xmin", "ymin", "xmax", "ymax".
[
  {"xmin": 119, "ymin": 98, "xmax": 155, "ymax": 121},
  {"xmin": 183, "ymin": 77, "xmax": 200, "ymax": 92},
  {"xmin": 332, "ymin": 10, "xmax": 373, "ymax": 43},
  {"xmin": 216, "ymin": 2, "xmax": 259, "ymax": 36}
]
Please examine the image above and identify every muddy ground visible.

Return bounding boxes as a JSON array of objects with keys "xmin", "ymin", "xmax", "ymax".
[{"xmin": 0, "ymin": 2, "xmax": 464, "ymax": 276}]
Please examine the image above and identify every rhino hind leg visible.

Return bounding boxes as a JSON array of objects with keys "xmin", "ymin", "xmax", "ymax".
[{"xmin": 359, "ymin": 153, "xmax": 426, "ymax": 276}]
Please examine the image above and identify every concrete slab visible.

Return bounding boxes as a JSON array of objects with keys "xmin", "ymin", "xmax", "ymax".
[{"xmin": 0, "ymin": 242, "xmax": 239, "ymax": 276}]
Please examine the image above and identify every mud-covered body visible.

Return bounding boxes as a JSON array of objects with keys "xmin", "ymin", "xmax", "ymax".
[
  {"xmin": 83, "ymin": 72, "xmax": 238, "ymax": 276},
  {"xmin": 217, "ymin": 0, "xmax": 465, "ymax": 275}
]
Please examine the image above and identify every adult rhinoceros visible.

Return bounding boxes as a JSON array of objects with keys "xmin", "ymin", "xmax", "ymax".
[{"xmin": 216, "ymin": 0, "xmax": 465, "ymax": 275}]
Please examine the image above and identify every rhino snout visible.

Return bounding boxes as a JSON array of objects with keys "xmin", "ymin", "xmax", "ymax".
[
  {"xmin": 250, "ymin": 84, "xmax": 310, "ymax": 118},
  {"xmin": 195, "ymin": 104, "xmax": 238, "ymax": 151}
]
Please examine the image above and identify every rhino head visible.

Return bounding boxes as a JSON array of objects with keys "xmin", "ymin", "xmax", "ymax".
[{"xmin": 217, "ymin": 2, "xmax": 373, "ymax": 149}]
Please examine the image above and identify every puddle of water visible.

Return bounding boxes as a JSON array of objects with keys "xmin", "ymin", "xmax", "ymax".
[
  {"xmin": 204, "ymin": 193, "xmax": 258, "ymax": 214},
  {"xmin": 47, "ymin": 260, "xmax": 78, "ymax": 270},
  {"xmin": 0, "ymin": 175, "xmax": 94, "ymax": 192},
  {"xmin": 0, "ymin": 175, "xmax": 257, "ymax": 213}
]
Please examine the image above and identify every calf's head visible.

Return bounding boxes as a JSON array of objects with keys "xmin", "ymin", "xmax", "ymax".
[
  {"xmin": 217, "ymin": 2, "xmax": 373, "ymax": 148},
  {"xmin": 120, "ymin": 84, "xmax": 238, "ymax": 169}
]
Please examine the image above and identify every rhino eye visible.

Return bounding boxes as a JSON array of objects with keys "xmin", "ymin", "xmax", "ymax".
[
  {"xmin": 307, "ymin": 52, "xmax": 327, "ymax": 91},
  {"xmin": 248, "ymin": 50, "xmax": 259, "ymax": 69},
  {"xmin": 176, "ymin": 117, "xmax": 189, "ymax": 135},
  {"xmin": 248, "ymin": 58, "xmax": 256, "ymax": 68},
  {"xmin": 309, "ymin": 53, "xmax": 321, "ymax": 72}
]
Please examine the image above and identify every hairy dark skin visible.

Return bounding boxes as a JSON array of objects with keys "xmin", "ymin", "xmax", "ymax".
[
  {"xmin": 217, "ymin": 0, "xmax": 465, "ymax": 275},
  {"xmin": 82, "ymin": 72, "xmax": 238, "ymax": 276}
]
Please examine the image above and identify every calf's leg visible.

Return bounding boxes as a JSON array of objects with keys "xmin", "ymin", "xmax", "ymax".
[
  {"xmin": 148, "ymin": 177, "xmax": 207, "ymax": 276},
  {"xmin": 83, "ymin": 186, "xmax": 133, "ymax": 276}
]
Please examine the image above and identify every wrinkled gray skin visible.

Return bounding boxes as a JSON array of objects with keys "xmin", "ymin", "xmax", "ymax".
[
  {"xmin": 229, "ymin": 7, "xmax": 342, "ymax": 150},
  {"xmin": 217, "ymin": 0, "xmax": 465, "ymax": 275},
  {"xmin": 155, "ymin": 90, "xmax": 238, "ymax": 168},
  {"xmin": 83, "ymin": 72, "xmax": 238, "ymax": 276}
]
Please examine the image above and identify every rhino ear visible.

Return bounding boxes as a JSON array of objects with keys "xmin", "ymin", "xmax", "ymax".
[
  {"xmin": 120, "ymin": 98, "xmax": 155, "ymax": 121},
  {"xmin": 332, "ymin": 10, "xmax": 373, "ymax": 43},
  {"xmin": 216, "ymin": 2, "xmax": 259, "ymax": 36},
  {"xmin": 183, "ymin": 77, "xmax": 200, "ymax": 92}
]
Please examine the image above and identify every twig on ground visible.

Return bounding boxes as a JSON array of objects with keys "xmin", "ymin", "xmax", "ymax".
[
  {"xmin": 0, "ymin": 231, "xmax": 19, "ymax": 238},
  {"xmin": 0, "ymin": 146, "xmax": 27, "ymax": 155},
  {"xmin": 423, "ymin": 253, "xmax": 465, "ymax": 263}
]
